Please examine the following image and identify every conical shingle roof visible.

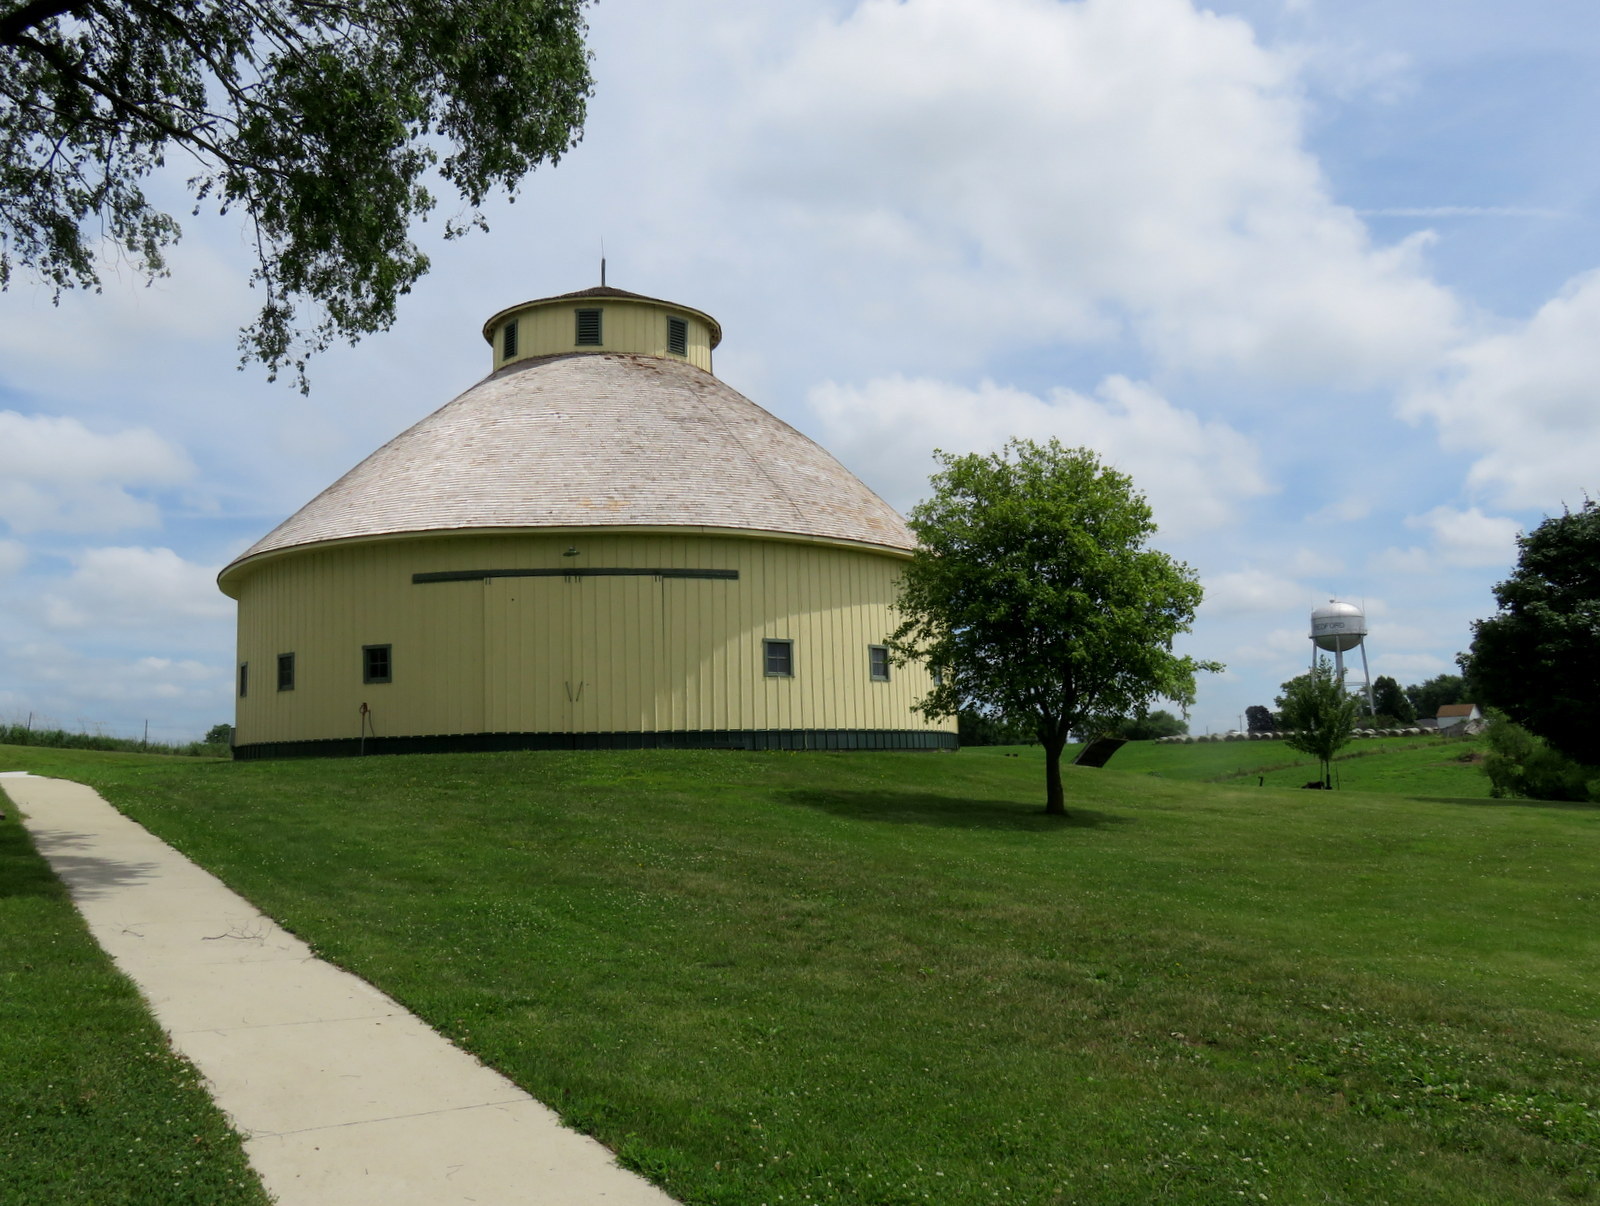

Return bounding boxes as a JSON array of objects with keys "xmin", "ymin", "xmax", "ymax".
[{"xmin": 222, "ymin": 352, "xmax": 912, "ymax": 581}]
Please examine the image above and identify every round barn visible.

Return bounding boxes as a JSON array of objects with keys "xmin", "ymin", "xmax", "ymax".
[{"xmin": 218, "ymin": 286, "xmax": 956, "ymax": 758}]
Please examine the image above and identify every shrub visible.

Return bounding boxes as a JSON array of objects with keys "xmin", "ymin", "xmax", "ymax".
[
  {"xmin": 1481, "ymin": 711, "xmax": 1596, "ymax": 802},
  {"xmin": 958, "ymin": 709, "xmax": 1036, "ymax": 746}
]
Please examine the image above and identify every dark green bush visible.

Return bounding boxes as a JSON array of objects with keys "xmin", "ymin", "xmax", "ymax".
[
  {"xmin": 957, "ymin": 708, "xmax": 1037, "ymax": 746},
  {"xmin": 1481, "ymin": 711, "xmax": 1597, "ymax": 802}
]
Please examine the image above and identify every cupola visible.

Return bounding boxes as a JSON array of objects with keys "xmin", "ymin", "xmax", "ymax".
[{"xmin": 482, "ymin": 285, "xmax": 723, "ymax": 373}]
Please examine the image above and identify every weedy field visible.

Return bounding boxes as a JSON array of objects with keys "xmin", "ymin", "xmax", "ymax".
[{"xmin": 4, "ymin": 736, "xmax": 1596, "ymax": 1206}]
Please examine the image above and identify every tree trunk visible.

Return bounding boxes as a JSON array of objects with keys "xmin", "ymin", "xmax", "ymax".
[{"xmin": 1042, "ymin": 735, "xmax": 1068, "ymax": 816}]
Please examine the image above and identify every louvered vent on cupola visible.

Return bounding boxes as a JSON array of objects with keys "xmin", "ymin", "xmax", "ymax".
[
  {"xmin": 575, "ymin": 308, "xmax": 602, "ymax": 346},
  {"xmin": 667, "ymin": 316, "xmax": 688, "ymax": 357},
  {"xmin": 501, "ymin": 320, "xmax": 518, "ymax": 359}
]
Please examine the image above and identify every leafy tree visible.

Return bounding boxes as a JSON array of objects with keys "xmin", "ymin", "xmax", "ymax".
[
  {"xmin": 1276, "ymin": 660, "xmax": 1359, "ymax": 788},
  {"xmin": 1404, "ymin": 673, "xmax": 1465, "ymax": 722},
  {"xmin": 1244, "ymin": 704, "xmax": 1276, "ymax": 734},
  {"xmin": 1370, "ymin": 675, "xmax": 1415, "ymax": 724},
  {"xmin": 204, "ymin": 722, "xmax": 234, "ymax": 746},
  {"xmin": 1468, "ymin": 500, "xmax": 1600, "ymax": 768},
  {"xmin": 1108, "ymin": 710, "xmax": 1188, "ymax": 741},
  {"xmin": 1, "ymin": 0, "xmax": 592, "ymax": 387},
  {"xmin": 890, "ymin": 439, "xmax": 1219, "ymax": 817}
]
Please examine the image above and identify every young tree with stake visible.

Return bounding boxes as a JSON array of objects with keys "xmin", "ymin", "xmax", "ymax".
[{"xmin": 1276, "ymin": 660, "xmax": 1359, "ymax": 788}]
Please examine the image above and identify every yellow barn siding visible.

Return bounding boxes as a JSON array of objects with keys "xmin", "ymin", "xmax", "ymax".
[{"xmin": 233, "ymin": 531, "xmax": 951, "ymax": 746}]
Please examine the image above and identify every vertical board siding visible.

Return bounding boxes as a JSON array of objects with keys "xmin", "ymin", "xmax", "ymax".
[
  {"xmin": 234, "ymin": 531, "xmax": 952, "ymax": 746},
  {"xmin": 496, "ymin": 299, "xmax": 714, "ymax": 371}
]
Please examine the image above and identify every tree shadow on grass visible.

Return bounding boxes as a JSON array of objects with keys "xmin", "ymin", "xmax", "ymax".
[
  {"xmin": 0, "ymin": 825, "xmax": 159, "ymax": 901},
  {"xmin": 780, "ymin": 788, "xmax": 1128, "ymax": 832},
  {"xmin": 0, "ymin": 824, "xmax": 66, "ymax": 900},
  {"xmin": 1410, "ymin": 795, "xmax": 1600, "ymax": 812}
]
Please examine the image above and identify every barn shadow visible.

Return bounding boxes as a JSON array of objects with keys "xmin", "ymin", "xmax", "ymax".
[{"xmin": 780, "ymin": 789, "xmax": 1127, "ymax": 832}]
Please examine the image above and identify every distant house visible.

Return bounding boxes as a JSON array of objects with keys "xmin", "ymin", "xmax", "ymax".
[{"xmin": 1436, "ymin": 703, "xmax": 1482, "ymax": 731}]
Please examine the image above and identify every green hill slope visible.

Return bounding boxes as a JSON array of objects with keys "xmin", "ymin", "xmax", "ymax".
[
  {"xmin": 4, "ymin": 742, "xmax": 1596, "ymax": 1205},
  {"xmin": 1003, "ymin": 732, "xmax": 1492, "ymax": 797}
]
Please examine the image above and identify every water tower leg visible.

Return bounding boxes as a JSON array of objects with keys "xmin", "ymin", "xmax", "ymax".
[{"xmin": 1360, "ymin": 643, "xmax": 1374, "ymax": 716}]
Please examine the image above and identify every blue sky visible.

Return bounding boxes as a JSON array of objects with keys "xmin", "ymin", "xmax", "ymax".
[{"xmin": 2, "ymin": 0, "xmax": 1597, "ymax": 741}]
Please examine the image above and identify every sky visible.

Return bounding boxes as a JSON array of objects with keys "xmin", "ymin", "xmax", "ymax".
[{"xmin": 2, "ymin": 0, "xmax": 1598, "ymax": 742}]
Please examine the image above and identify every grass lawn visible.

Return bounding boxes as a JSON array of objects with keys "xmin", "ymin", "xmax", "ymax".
[
  {"xmin": 0, "ymin": 764, "xmax": 271, "ymax": 1205},
  {"xmin": 1060, "ymin": 733, "xmax": 1493, "ymax": 797},
  {"xmin": 4, "ymin": 740, "xmax": 1597, "ymax": 1205}
]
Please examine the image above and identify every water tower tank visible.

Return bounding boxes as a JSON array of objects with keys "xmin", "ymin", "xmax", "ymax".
[{"xmin": 1310, "ymin": 600, "xmax": 1366, "ymax": 652}]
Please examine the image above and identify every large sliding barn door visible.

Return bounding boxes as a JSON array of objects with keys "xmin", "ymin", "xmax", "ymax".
[
  {"xmin": 483, "ymin": 576, "xmax": 565, "ymax": 733},
  {"xmin": 483, "ymin": 574, "xmax": 665, "ymax": 735},
  {"xmin": 658, "ymin": 577, "xmax": 722, "ymax": 732},
  {"xmin": 567, "ymin": 574, "xmax": 663, "ymax": 733}
]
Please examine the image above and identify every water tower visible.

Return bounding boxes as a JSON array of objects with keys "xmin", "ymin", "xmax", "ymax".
[{"xmin": 1310, "ymin": 600, "xmax": 1374, "ymax": 714}]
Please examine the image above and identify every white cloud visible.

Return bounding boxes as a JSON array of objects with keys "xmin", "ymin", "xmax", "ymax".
[
  {"xmin": 1411, "ymin": 505, "xmax": 1520, "ymax": 566},
  {"xmin": 42, "ymin": 546, "xmax": 232, "ymax": 630},
  {"xmin": 807, "ymin": 372, "xmax": 1271, "ymax": 537},
  {"xmin": 1225, "ymin": 623, "xmax": 1313, "ymax": 666},
  {"xmin": 1373, "ymin": 620, "xmax": 1446, "ymax": 650},
  {"xmin": 1371, "ymin": 651, "xmax": 1456, "ymax": 682},
  {"xmin": 1403, "ymin": 269, "xmax": 1600, "ymax": 509},
  {"xmin": 1293, "ymin": 40, "xmax": 1413, "ymax": 106},
  {"xmin": 0, "ymin": 232, "xmax": 254, "ymax": 385},
  {"xmin": 1372, "ymin": 506, "xmax": 1519, "ymax": 574},
  {"xmin": 1359, "ymin": 206, "xmax": 1565, "ymax": 219},
  {"xmin": 732, "ymin": 0, "xmax": 1459, "ymax": 385},
  {"xmin": 1, "ymin": 641, "xmax": 228, "ymax": 740},
  {"xmin": 0, "ymin": 412, "xmax": 194, "ymax": 533},
  {"xmin": 0, "ymin": 539, "xmax": 25, "ymax": 577},
  {"xmin": 1306, "ymin": 495, "xmax": 1373, "ymax": 523},
  {"xmin": 1370, "ymin": 545, "xmax": 1430, "ymax": 575},
  {"xmin": 1285, "ymin": 547, "xmax": 1346, "ymax": 578},
  {"xmin": 1200, "ymin": 568, "xmax": 1310, "ymax": 616}
]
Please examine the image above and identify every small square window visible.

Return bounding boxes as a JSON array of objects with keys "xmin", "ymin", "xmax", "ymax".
[
  {"xmin": 667, "ymin": 316, "xmax": 688, "ymax": 356},
  {"xmin": 575, "ymin": 308, "xmax": 602, "ymax": 346},
  {"xmin": 238, "ymin": 663, "xmax": 248, "ymax": 698},
  {"xmin": 276, "ymin": 652, "xmax": 295, "ymax": 692},
  {"xmin": 502, "ymin": 319, "xmax": 518, "ymax": 359},
  {"xmin": 363, "ymin": 644, "xmax": 392, "ymax": 684},
  {"xmin": 764, "ymin": 638, "xmax": 794, "ymax": 678},
  {"xmin": 869, "ymin": 645, "xmax": 891, "ymax": 681}
]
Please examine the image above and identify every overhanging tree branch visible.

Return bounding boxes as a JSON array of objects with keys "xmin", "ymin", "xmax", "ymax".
[
  {"xmin": 8, "ymin": 29, "xmax": 247, "ymax": 168},
  {"xmin": 0, "ymin": 0, "xmax": 594, "ymax": 388},
  {"xmin": 0, "ymin": 0, "xmax": 84, "ymax": 45}
]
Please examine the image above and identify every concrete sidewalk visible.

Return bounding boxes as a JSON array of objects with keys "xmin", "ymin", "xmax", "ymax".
[{"xmin": 1, "ymin": 772, "xmax": 679, "ymax": 1206}]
